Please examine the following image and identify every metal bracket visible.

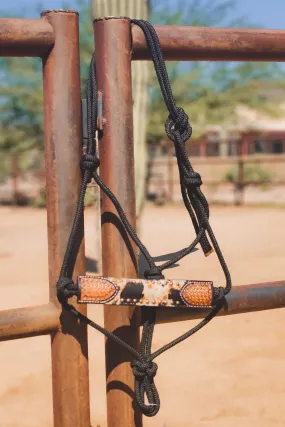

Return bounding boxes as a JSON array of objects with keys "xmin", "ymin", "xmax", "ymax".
[{"xmin": 81, "ymin": 91, "xmax": 104, "ymax": 143}]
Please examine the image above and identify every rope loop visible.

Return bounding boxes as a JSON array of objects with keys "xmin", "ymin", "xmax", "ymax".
[
  {"xmin": 131, "ymin": 358, "xmax": 158, "ymax": 379},
  {"xmin": 81, "ymin": 154, "xmax": 100, "ymax": 172},
  {"xmin": 57, "ymin": 277, "xmax": 78, "ymax": 303},
  {"xmin": 144, "ymin": 266, "xmax": 164, "ymax": 280},
  {"xmin": 213, "ymin": 286, "xmax": 226, "ymax": 303},
  {"xmin": 131, "ymin": 358, "xmax": 160, "ymax": 416},
  {"xmin": 165, "ymin": 107, "xmax": 192, "ymax": 142},
  {"xmin": 174, "ymin": 107, "xmax": 190, "ymax": 133},
  {"xmin": 183, "ymin": 171, "xmax": 202, "ymax": 187}
]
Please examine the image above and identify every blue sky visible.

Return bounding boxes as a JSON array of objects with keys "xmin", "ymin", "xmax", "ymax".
[
  {"xmin": 2, "ymin": 0, "xmax": 285, "ymax": 30},
  {"xmin": 235, "ymin": 0, "xmax": 285, "ymax": 29}
]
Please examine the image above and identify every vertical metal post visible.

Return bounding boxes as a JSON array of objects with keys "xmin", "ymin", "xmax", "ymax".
[
  {"xmin": 93, "ymin": 17, "xmax": 142, "ymax": 427},
  {"xmin": 41, "ymin": 10, "xmax": 90, "ymax": 427}
]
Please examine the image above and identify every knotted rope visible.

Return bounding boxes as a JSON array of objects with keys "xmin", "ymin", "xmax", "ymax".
[{"xmin": 56, "ymin": 20, "xmax": 232, "ymax": 417}]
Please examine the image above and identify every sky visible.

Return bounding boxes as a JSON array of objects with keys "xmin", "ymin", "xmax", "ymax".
[{"xmin": 1, "ymin": 0, "xmax": 285, "ymax": 30}]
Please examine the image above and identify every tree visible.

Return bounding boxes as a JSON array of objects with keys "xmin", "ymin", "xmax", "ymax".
[
  {"xmin": 1, "ymin": 0, "xmax": 285, "ymax": 184},
  {"xmin": 147, "ymin": 0, "xmax": 285, "ymax": 147}
]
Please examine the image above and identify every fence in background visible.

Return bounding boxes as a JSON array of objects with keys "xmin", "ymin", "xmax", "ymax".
[
  {"xmin": 147, "ymin": 153, "xmax": 285, "ymax": 205},
  {"xmin": 1, "ymin": 11, "xmax": 285, "ymax": 427}
]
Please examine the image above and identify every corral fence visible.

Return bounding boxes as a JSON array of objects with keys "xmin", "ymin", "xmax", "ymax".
[
  {"xmin": 147, "ymin": 153, "xmax": 285, "ymax": 205},
  {"xmin": 1, "ymin": 10, "xmax": 285, "ymax": 427}
]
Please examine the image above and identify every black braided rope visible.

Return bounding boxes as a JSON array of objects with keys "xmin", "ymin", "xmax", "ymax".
[{"xmin": 56, "ymin": 20, "xmax": 232, "ymax": 417}]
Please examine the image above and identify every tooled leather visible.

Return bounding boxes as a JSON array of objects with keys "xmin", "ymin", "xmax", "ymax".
[
  {"xmin": 180, "ymin": 281, "xmax": 213, "ymax": 307},
  {"xmin": 78, "ymin": 276, "xmax": 213, "ymax": 308},
  {"xmin": 79, "ymin": 276, "xmax": 119, "ymax": 303}
]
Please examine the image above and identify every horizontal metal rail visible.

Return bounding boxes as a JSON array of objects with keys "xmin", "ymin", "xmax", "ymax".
[
  {"xmin": 1, "ymin": 281, "xmax": 285, "ymax": 336},
  {"xmin": 0, "ymin": 18, "xmax": 54, "ymax": 57},
  {"xmin": 151, "ymin": 281, "xmax": 285, "ymax": 324},
  {"xmin": 0, "ymin": 303, "xmax": 60, "ymax": 341},
  {"xmin": 132, "ymin": 25, "xmax": 285, "ymax": 62}
]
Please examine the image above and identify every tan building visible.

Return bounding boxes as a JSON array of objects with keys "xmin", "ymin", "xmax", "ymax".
[{"xmin": 151, "ymin": 105, "xmax": 285, "ymax": 158}]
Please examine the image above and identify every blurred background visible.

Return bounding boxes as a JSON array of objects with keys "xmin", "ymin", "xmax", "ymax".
[
  {"xmin": 2, "ymin": 0, "xmax": 285, "ymax": 209},
  {"xmin": 1, "ymin": 1, "xmax": 285, "ymax": 427}
]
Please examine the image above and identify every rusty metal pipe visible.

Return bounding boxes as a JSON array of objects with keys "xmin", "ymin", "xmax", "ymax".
[
  {"xmin": 152, "ymin": 281, "xmax": 285, "ymax": 324},
  {"xmin": 132, "ymin": 25, "xmax": 285, "ymax": 62},
  {"xmin": 42, "ymin": 10, "xmax": 90, "ymax": 427},
  {"xmin": 0, "ymin": 303, "xmax": 60, "ymax": 341},
  {"xmin": 0, "ymin": 18, "xmax": 54, "ymax": 57},
  {"xmin": 93, "ymin": 16, "xmax": 142, "ymax": 427}
]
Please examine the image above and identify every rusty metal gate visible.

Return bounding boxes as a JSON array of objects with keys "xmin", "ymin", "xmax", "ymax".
[{"xmin": 1, "ymin": 9, "xmax": 285, "ymax": 427}]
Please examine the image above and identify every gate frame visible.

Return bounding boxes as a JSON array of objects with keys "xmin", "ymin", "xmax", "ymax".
[{"xmin": 1, "ymin": 10, "xmax": 285, "ymax": 427}]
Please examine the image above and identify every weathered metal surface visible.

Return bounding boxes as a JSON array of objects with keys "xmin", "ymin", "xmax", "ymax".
[
  {"xmin": 78, "ymin": 276, "xmax": 213, "ymax": 308},
  {"xmin": 42, "ymin": 10, "xmax": 90, "ymax": 427},
  {"xmin": 152, "ymin": 281, "xmax": 285, "ymax": 324},
  {"xmin": 1, "ymin": 280, "xmax": 285, "ymax": 343},
  {"xmin": 0, "ymin": 303, "xmax": 60, "ymax": 341},
  {"xmin": 93, "ymin": 16, "xmax": 142, "ymax": 427},
  {"xmin": 132, "ymin": 25, "xmax": 285, "ymax": 62},
  {"xmin": 0, "ymin": 18, "xmax": 54, "ymax": 57}
]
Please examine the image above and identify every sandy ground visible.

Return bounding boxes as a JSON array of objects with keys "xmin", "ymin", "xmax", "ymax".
[{"xmin": 0, "ymin": 204, "xmax": 285, "ymax": 427}]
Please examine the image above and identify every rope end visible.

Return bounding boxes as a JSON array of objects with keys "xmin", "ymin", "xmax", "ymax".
[{"xmin": 205, "ymin": 248, "xmax": 214, "ymax": 257}]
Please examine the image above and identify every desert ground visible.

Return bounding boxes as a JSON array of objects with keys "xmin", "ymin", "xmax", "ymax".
[{"xmin": 0, "ymin": 203, "xmax": 285, "ymax": 427}]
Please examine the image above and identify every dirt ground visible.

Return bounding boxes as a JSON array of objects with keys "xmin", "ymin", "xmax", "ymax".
[{"xmin": 0, "ymin": 204, "xmax": 285, "ymax": 427}]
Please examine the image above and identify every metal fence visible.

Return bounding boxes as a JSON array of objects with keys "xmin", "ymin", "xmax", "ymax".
[
  {"xmin": 147, "ymin": 153, "xmax": 285, "ymax": 205},
  {"xmin": 1, "ymin": 11, "xmax": 285, "ymax": 427}
]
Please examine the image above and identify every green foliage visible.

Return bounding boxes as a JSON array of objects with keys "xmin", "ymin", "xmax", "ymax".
[
  {"xmin": 1, "ymin": 0, "xmax": 285, "ymax": 159},
  {"xmin": 0, "ymin": 0, "xmax": 93, "ymax": 156},
  {"xmin": 147, "ymin": 0, "xmax": 285, "ymax": 143},
  {"xmin": 224, "ymin": 164, "xmax": 274, "ymax": 184},
  {"xmin": 0, "ymin": 56, "xmax": 44, "ymax": 154}
]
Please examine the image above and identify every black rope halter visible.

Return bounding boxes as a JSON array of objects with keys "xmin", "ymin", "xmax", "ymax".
[{"xmin": 56, "ymin": 20, "xmax": 232, "ymax": 417}]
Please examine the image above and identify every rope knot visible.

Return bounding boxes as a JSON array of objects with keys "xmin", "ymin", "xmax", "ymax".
[
  {"xmin": 175, "ymin": 107, "xmax": 189, "ymax": 132},
  {"xmin": 165, "ymin": 107, "xmax": 192, "ymax": 142},
  {"xmin": 81, "ymin": 154, "xmax": 100, "ymax": 172},
  {"xmin": 213, "ymin": 286, "xmax": 226, "ymax": 303},
  {"xmin": 131, "ymin": 359, "xmax": 158, "ymax": 380},
  {"xmin": 183, "ymin": 171, "xmax": 202, "ymax": 187},
  {"xmin": 56, "ymin": 277, "xmax": 78, "ymax": 303},
  {"xmin": 144, "ymin": 266, "xmax": 164, "ymax": 280}
]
